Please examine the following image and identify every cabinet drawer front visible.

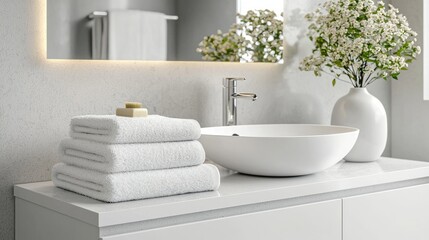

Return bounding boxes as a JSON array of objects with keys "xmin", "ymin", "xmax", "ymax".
[
  {"xmin": 102, "ymin": 199, "xmax": 341, "ymax": 240},
  {"xmin": 344, "ymin": 183, "xmax": 429, "ymax": 240}
]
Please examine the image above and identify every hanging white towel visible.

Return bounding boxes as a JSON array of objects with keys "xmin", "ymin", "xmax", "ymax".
[
  {"xmin": 70, "ymin": 115, "xmax": 201, "ymax": 144},
  {"xmin": 59, "ymin": 138, "xmax": 206, "ymax": 173},
  {"xmin": 108, "ymin": 10, "xmax": 167, "ymax": 60},
  {"xmin": 91, "ymin": 16, "xmax": 108, "ymax": 59},
  {"xmin": 52, "ymin": 163, "xmax": 220, "ymax": 202}
]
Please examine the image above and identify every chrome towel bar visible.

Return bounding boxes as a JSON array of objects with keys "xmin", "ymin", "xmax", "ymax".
[{"xmin": 88, "ymin": 11, "xmax": 179, "ymax": 20}]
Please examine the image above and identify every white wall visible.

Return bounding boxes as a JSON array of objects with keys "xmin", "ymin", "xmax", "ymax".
[
  {"xmin": 390, "ymin": 0, "xmax": 429, "ymax": 161},
  {"xmin": 0, "ymin": 0, "xmax": 390, "ymax": 239}
]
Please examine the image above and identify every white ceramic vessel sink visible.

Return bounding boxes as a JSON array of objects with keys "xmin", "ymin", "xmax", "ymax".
[{"xmin": 200, "ymin": 124, "xmax": 359, "ymax": 176}]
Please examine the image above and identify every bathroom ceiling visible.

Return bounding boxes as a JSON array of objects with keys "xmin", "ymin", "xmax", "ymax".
[{"xmin": 47, "ymin": 0, "xmax": 284, "ymax": 63}]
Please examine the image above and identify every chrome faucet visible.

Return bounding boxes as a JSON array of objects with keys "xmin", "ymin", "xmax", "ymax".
[{"xmin": 223, "ymin": 77, "xmax": 258, "ymax": 126}]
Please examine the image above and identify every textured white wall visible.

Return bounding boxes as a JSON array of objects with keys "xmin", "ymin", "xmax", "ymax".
[
  {"xmin": 390, "ymin": 0, "xmax": 429, "ymax": 161},
  {"xmin": 0, "ymin": 0, "xmax": 390, "ymax": 239}
]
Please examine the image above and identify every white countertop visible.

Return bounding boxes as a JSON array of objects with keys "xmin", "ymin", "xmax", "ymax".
[{"xmin": 14, "ymin": 157, "xmax": 429, "ymax": 227}]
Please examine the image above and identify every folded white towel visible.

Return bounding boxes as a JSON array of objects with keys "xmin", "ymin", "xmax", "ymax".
[
  {"xmin": 59, "ymin": 138, "xmax": 205, "ymax": 173},
  {"xmin": 70, "ymin": 115, "xmax": 201, "ymax": 144},
  {"xmin": 52, "ymin": 163, "xmax": 220, "ymax": 202}
]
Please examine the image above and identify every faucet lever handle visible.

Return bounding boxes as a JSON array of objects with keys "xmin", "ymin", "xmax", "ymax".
[
  {"xmin": 223, "ymin": 77, "xmax": 246, "ymax": 87},
  {"xmin": 224, "ymin": 77, "xmax": 246, "ymax": 81}
]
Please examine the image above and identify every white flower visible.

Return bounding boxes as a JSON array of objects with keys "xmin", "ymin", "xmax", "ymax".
[
  {"xmin": 299, "ymin": 0, "xmax": 421, "ymax": 87},
  {"xmin": 197, "ymin": 10, "xmax": 283, "ymax": 63}
]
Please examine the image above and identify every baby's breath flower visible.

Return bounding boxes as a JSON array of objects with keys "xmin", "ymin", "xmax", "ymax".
[
  {"xmin": 197, "ymin": 10, "xmax": 283, "ymax": 63},
  {"xmin": 299, "ymin": 0, "xmax": 420, "ymax": 87}
]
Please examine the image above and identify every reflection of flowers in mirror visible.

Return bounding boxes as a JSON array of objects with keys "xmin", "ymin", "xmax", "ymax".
[
  {"xmin": 196, "ymin": 10, "xmax": 283, "ymax": 63},
  {"xmin": 299, "ymin": 0, "xmax": 421, "ymax": 88}
]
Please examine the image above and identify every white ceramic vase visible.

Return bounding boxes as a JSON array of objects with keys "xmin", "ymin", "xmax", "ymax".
[{"xmin": 331, "ymin": 88, "xmax": 387, "ymax": 162}]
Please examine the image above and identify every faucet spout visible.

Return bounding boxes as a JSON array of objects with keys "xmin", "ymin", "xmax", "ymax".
[
  {"xmin": 232, "ymin": 92, "xmax": 258, "ymax": 101},
  {"xmin": 223, "ymin": 77, "xmax": 257, "ymax": 126}
]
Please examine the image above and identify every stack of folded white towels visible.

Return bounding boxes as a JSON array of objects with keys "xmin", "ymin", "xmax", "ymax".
[{"xmin": 52, "ymin": 115, "xmax": 220, "ymax": 202}]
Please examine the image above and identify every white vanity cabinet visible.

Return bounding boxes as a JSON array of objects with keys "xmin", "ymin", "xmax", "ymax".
[
  {"xmin": 14, "ymin": 158, "xmax": 429, "ymax": 240},
  {"xmin": 343, "ymin": 184, "xmax": 429, "ymax": 240},
  {"xmin": 101, "ymin": 200, "xmax": 342, "ymax": 240}
]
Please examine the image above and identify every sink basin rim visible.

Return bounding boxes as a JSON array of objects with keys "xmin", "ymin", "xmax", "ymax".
[{"xmin": 201, "ymin": 124, "xmax": 360, "ymax": 139}]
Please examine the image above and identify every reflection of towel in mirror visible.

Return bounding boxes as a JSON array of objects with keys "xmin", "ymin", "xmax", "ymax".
[
  {"xmin": 107, "ymin": 10, "xmax": 167, "ymax": 60},
  {"xmin": 91, "ymin": 16, "xmax": 108, "ymax": 59}
]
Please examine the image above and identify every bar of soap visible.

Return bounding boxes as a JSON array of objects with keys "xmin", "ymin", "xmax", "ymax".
[
  {"xmin": 125, "ymin": 102, "xmax": 143, "ymax": 108},
  {"xmin": 116, "ymin": 108, "xmax": 148, "ymax": 118}
]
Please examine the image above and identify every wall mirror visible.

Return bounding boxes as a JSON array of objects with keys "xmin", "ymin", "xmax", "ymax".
[
  {"xmin": 424, "ymin": 0, "xmax": 428, "ymax": 100},
  {"xmin": 47, "ymin": 0, "xmax": 284, "ymax": 63}
]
